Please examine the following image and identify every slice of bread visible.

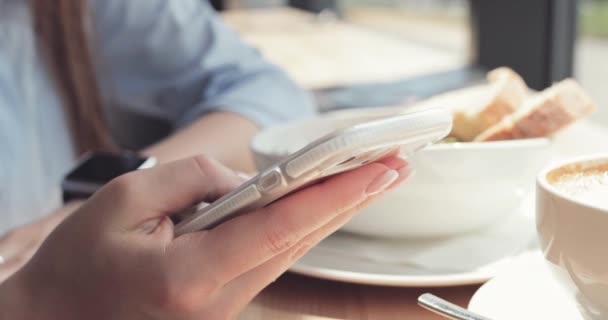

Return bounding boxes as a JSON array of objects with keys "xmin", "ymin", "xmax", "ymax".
[
  {"xmin": 474, "ymin": 79, "xmax": 596, "ymax": 141},
  {"xmin": 408, "ymin": 67, "xmax": 529, "ymax": 141}
]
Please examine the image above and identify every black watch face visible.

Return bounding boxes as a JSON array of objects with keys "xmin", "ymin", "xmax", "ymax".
[{"xmin": 66, "ymin": 152, "xmax": 148, "ymax": 184}]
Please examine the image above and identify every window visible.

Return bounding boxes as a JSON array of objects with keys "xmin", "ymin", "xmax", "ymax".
[
  {"xmin": 575, "ymin": 0, "xmax": 608, "ymax": 125},
  {"xmin": 223, "ymin": 0, "xmax": 602, "ymax": 120},
  {"xmin": 338, "ymin": 0, "xmax": 471, "ymax": 66},
  {"xmin": 224, "ymin": 0, "xmax": 478, "ymax": 111}
]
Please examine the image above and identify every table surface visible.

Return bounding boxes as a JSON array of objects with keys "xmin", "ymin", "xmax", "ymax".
[
  {"xmin": 225, "ymin": 7, "xmax": 478, "ymax": 319},
  {"xmin": 241, "ymin": 274, "xmax": 478, "ymax": 319},
  {"xmin": 222, "ymin": 7, "xmax": 463, "ymax": 90}
]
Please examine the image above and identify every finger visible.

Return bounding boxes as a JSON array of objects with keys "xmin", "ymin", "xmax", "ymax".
[
  {"xmin": 313, "ymin": 155, "xmax": 409, "ymax": 192},
  {"xmin": 217, "ymin": 168, "xmax": 409, "ymax": 310},
  {"xmin": 218, "ymin": 165, "xmax": 414, "ymax": 307},
  {"xmin": 376, "ymin": 154, "xmax": 407, "ymax": 172},
  {"xmin": 387, "ymin": 164, "xmax": 414, "ymax": 190},
  {"xmin": 315, "ymin": 153, "xmax": 407, "ymax": 184},
  {"xmin": 171, "ymin": 157, "xmax": 406, "ymax": 287},
  {"xmin": 220, "ymin": 201, "xmax": 370, "ymax": 309},
  {"xmin": 94, "ymin": 155, "xmax": 243, "ymax": 227},
  {"xmin": 374, "ymin": 155, "xmax": 412, "ymax": 190}
]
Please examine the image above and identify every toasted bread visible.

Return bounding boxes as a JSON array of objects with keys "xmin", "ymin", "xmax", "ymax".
[
  {"xmin": 474, "ymin": 79, "xmax": 596, "ymax": 141},
  {"xmin": 408, "ymin": 67, "xmax": 529, "ymax": 141}
]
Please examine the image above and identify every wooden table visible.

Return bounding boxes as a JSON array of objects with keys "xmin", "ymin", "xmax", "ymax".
[
  {"xmin": 222, "ymin": 8, "xmax": 462, "ymax": 90},
  {"xmin": 225, "ymin": 7, "xmax": 478, "ymax": 319},
  {"xmin": 241, "ymin": 274, "xmax": 478, "ymax": 319}
]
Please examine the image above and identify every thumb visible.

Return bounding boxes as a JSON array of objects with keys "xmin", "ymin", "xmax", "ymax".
[{"xmin": 94, "ymin": 155, "xmax": 243, "ymax": 228}]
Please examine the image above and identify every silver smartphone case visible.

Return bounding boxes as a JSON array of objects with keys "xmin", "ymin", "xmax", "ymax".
[{"xmin": 174, "ymin": 108, "xmax": 452, "ymax": 235}]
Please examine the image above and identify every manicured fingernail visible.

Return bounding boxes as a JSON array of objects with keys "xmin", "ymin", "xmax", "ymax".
[
  {"xmin": 366, "ymin": 170, "xmax": 399, "ymax": 196},
  {"xmin": 388, "ymin": 166, "xmax": 415, "ymax": 190},
  {"xmin": 396, "ymin": 155, "xmax": 409, "ymax": 169}
]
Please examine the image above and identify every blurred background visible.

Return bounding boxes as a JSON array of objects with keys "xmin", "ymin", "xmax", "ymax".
[{"xmin": 213, "ymin": 0, "xmax": 607, "ymax": 125}]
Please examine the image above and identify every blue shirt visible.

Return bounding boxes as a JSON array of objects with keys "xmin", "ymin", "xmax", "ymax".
[{"xmin": 0, "ymin": 0, "xmax": 314, "ymax": 233}]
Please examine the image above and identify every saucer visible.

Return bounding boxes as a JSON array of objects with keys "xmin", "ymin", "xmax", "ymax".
[
  {"xmin": 289, "ymin": 201, "xmax": 537, "ymax": 287},
  {"xmin": 468, "ymin": 252, "xmax": 582, "ymax": 319}
]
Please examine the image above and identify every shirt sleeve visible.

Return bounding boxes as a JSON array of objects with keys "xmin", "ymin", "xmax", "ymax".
[{"xmin": 90, "ymin": 0, "xmax": 315, "ymax": 129}]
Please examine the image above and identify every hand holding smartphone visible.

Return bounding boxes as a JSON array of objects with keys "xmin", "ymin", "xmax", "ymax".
[{"xmin": 174, "ymin": 109, "xmax": 452, "ymax": 235}]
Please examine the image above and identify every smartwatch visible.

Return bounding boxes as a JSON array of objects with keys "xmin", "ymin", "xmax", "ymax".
[{"xmin": 61, "ymin": 151, "xmax": 157, "ymax": 203}]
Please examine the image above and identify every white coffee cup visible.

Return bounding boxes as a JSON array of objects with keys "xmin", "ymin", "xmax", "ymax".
[{"xmin": 537, "ymin": 154, "xmax": 608, "ymax": 320}]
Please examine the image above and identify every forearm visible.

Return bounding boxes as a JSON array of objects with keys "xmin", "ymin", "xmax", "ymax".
[
  {"xmin": 0, "ymin": 272, "xmax": 79, "ymax": 320},
  {"xmin": 142, "ymin": 111, "xmax": 259, "ymax": 172},
  {"xmin": 0, "ymin": 274, "xmax": 33, "ymax": 319},
  {"xmin": 41, "ymin": 201, "xmax": 83, "ymax": 231}
]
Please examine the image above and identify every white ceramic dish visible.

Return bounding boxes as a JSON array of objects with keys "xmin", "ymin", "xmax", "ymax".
[
  {"xmin": 469, "ymin": 252, "xmax": 583, "ymax": 320},
  {"xmin": 251, "ymin": 107, "xmax": 552, "ymax": 238},
  {"xmin": 289, "ymin": 199, "xmax": 537, "ymax": 287}
]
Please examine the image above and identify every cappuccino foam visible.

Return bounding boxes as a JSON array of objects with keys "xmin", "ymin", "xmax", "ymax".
[{"xmin": 548, "ymin": 163, "xmax": 608, "ymax": 209}]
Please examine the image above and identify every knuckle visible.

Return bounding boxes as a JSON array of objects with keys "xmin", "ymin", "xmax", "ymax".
[
  {"xmin": 156, "ymin": 284, "xmax": 205, "ymax": 316},
  {"xmin": 191, "ymin": 154, "xmax": 214, "ymax": 176},
  {"xmin": 352, "ymin": 198, "xmax": 373, "ymax": 213},
  {"xmin": 287, "ymin": 240, "xmax": 315, "ymax": 263},
  {"xmin": 198, "ymin": 274, "xmax": 222, "ymax": 296},
  {"xmin": 154, "ymin": 272, "xmax": 221, "ymax": 316},
  {"xmin": 263, "ymin": 226, "xmax": 298, "ymax": 255},
  {"xmin": 105, "ymin": 174, "xmax": 139, "ymax": 204}
]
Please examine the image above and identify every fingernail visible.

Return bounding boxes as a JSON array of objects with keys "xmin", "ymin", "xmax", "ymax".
[
  {"xmin": 396, "ymin": 154, "xmax": 409, "ymax": 169},
  {"xmin": 387, "ymin": 166, "xmax": 415, "ymax": 190},
  {"xmin": 366, "ymin": 170, "xmax": 399, "ymax": 196}
]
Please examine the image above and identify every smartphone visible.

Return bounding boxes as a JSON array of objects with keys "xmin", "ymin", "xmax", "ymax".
[{"xmin": 174, "ymin": 108, "xmax": 452, "ymax": 235}]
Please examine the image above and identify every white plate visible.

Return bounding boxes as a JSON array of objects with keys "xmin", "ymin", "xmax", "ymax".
[
  {"xmin": 469, "ymin": 252, "xmax": 583, "ymax": 319},
  {"xmin": 290, "ymin": 200, "xmax": 537, "ymax": 287}
]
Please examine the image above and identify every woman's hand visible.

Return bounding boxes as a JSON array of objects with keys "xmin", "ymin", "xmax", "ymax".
[
  {"xmin": 0, "ymin": 201, "xmax": 82, "ymax": 283},
  {"xmin": 0, "ymin": 155, "xmax": 409, "ymax": 320}
]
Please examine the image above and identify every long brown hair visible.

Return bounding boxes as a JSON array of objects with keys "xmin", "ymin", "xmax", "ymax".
[{"xmin": 31, "ymin": 0, "xmax": 115, "ymax": 154}]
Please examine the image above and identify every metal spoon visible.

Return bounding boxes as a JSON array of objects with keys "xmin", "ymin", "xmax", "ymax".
[{"xmin": 418, "ymin": 293, "xmax": 493, "ymax": 320}]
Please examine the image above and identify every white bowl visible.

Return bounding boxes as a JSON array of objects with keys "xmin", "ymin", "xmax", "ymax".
[{"xmin": 251, "ymin": 108, "xmax": 552, "ymax": 238}]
